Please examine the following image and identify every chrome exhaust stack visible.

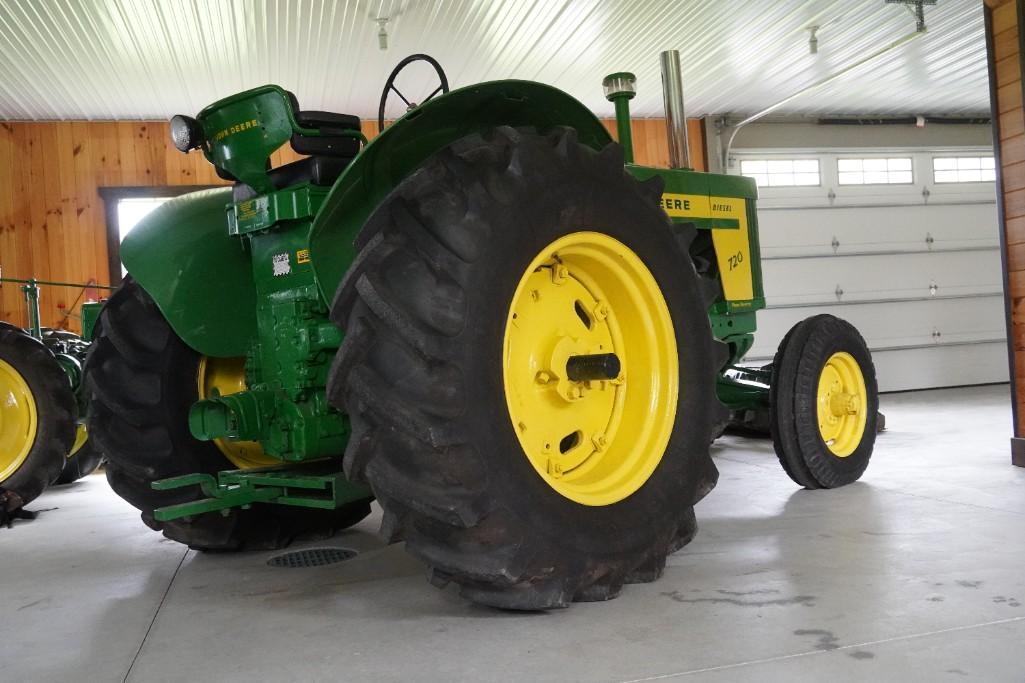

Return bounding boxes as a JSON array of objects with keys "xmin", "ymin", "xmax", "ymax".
[{"xmin": 659, "ymin": 50, "xmax": 690, "ymax": 169}]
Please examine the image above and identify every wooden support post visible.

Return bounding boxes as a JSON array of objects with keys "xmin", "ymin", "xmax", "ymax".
[{"xmin": 986, "ymin": 0, "xmax": 1025, "ymax": 466}]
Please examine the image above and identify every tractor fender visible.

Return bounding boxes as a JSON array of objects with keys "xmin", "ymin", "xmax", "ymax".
[
  {"xmin": 309, "ymin": 80, "xmax": 613, "ymax": 301},
  {"xmin": 120, "ymin": 187, "xmax": 256, "ymax": 357}
]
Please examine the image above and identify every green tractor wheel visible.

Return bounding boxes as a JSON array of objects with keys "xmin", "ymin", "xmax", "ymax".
[
  {"xmin": 85, "ymin": 279, "xmax": 371, "ymax": 550},
  {"xmin": 770, "ymin": 314, "xmax": 878, "ymax": 489},
  {"xmin": 328, "ymin": 127, "xmax": 722, "ymax": 609},
  {"xmin": 0, "ymin": 322, "xmax": 75, "ymax": 505}
]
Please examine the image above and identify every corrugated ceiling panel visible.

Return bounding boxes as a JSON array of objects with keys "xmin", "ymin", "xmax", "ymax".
[{"xmin": 0, "ymin": 0, "xmax": 989, "ymax": 121}]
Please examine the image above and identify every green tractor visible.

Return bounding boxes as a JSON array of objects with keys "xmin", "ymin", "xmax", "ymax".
[
  {"xmin": 82, "ymin": 52, "xmax": 878, "ymax": 608},
  {"xmin": 0, "ymin": 278, "xmax": 107, "ymax": 514}
]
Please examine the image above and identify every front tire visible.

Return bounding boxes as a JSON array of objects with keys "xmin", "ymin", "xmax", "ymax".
[
  {"xmin": 0, "ymin": 323, "xmax": 74, "ymax": 504},
  {"xmin": 85, "ymin": 279, "xmax": 371, "ymax": 550},
  {"xmin": 329, "ymin": 127, "xmax": 721, "ymax": 609},
  {"xmin": 770, "ymin": 314, "xmax": 878, "ymax": 488}
]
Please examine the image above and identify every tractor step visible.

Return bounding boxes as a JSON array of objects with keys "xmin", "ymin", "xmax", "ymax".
[{"xmin": 151, "ymin": 463, "xmax": 373, "ymax": 522}]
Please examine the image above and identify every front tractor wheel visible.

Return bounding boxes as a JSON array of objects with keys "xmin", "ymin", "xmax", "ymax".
[
  {"xmin": 329, "ymin": 127, "xmax": 722, "ymax": 609},
  {"xmin": 770, "ymin": 314, "xmax": 878, "ymax": 489},
  {"xmin": 85, "ymin": 279, "xmax": 371, "ymax": 550}
]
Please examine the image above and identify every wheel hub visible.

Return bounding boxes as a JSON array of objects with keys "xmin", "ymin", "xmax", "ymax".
[
  {"xmin": 0, "ymin": 358, "xmax": 38, "ymax": 481},
  {"xmin": 196, "ymin": 356, "xmax": 278, "ymax": 470},
  {"xmin": 816, "ymin": 352, "xmax": 868, "ymax": 457},
  {"xmin": 503, "ymin": 232, "xmax": 678, "ymax": 506}
]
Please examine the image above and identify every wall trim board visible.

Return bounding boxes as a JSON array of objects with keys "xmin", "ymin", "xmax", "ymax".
[{"xmin": 986, "ymin": 2, "xmax": 1019, "ymax": 442}]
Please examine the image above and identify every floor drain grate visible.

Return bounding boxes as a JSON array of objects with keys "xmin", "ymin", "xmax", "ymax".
[{"xmin": 267, "ymin": 547, "xmax": 358, "ymax": 568}]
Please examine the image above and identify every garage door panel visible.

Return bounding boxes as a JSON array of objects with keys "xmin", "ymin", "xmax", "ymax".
[
  {"xmin": 758, "ymin": 203, "xmax": 999, "ymax": 257},
  {"xmin": 747, "ymin": 297, "xmax": 1006, "ymax": 361},
  {"xmin": 870, "ymin": 343, "xmax": 1009, "ymax": 392},
  {"xmin": 761, "ymin": 250, "xmax": 1003, "ymax": 305}
]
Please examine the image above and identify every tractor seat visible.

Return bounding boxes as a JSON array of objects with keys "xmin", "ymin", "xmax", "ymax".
[
  {"xmin": 296, "ymin": 110, "xmax": 361, "ymax": 130},
  {"xmin": 286, "ymin": 91, "xmax": 362, "ymax": 158}
]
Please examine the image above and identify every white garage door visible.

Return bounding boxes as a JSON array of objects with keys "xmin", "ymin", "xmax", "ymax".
[{"xmin": 731, "ymin": 147, "xmax": 1007, "ymax": 392}]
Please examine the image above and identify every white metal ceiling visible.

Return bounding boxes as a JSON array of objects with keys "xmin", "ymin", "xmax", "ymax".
[{"xmin": 0, "ymin": 0, "xmax": 989, "ymax": 121}]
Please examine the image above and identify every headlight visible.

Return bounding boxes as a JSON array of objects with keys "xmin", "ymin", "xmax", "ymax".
[{"xmin": 169, "ymin": 115, "xmax": 204, "ymax": 152}]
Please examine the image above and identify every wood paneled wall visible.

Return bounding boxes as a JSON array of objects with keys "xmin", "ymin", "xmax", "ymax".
[
  {"xmin": 0, "ymin": 115, "xmax": 700, "ymax": 332},
  {"xmin": 986, "ymin": 0, "xmax": 1025, "ymax": 465}
]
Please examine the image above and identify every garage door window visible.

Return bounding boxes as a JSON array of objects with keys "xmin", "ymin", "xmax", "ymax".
[
  {"xmin": 837, "ymin": 157, "xmax": 913, "ymax": 185},
  {"xmin": 932, "ymin": 156, "xmax": 996, "ymax": 183},
  {"xmin": 739, "ymin": 159, "xmax": 820, "ymax": 187}
]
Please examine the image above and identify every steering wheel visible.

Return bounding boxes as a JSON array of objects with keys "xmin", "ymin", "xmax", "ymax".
[{"xmin": 378, "ymin": 54, "xmax": 450, "ymax": 131}]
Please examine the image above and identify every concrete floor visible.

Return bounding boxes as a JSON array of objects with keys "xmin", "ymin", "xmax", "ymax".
[{"xmin": 2, "ymin": 384, "xmax": 1024, "ymax": 682}]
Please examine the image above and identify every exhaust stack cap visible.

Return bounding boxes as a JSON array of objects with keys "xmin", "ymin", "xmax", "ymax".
[{"xmin": 603, "ymin": 72, "xmax": 637, "ymax": 101}]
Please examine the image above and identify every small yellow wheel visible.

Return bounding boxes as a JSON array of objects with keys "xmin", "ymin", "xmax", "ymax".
[
  {"xmin": 816, "ymin": 352, "xmax": 868, "ymax": 457},
  {"xmin": 770, "ymin": 314, "xmax": 878, "ymax": 489}
]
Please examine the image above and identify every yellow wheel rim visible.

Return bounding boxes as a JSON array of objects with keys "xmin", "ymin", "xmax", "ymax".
[
  {"xmin": 816, "ymin": 351, "xmax": 868, "ymax": 457},
  {"xmin": 196, "ymin": 356, "xmax": 277, "ymax": 469},
  {"xmin": 0, "ymin": 358, "xmax": 38, "ymax": 482},
  {"xmin": 69, "ymin": 423, "xmax": 88, "ymax": 457},
  {"xmin": 503, "ymin": 231, "xmax": 678, "ymax": 506}
]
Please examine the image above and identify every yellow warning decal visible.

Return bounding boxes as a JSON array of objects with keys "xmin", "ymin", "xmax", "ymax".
[
  {"xmin": 296, "ymin": 249, "xmax": 311, "ymax": 264},
  {"xmin": 708, "ymin": 196, "xmax": 754, "ymax": 302},
  {"xmin": 238, "ymin": 200, "xmax": 257, "ymax": 222}
]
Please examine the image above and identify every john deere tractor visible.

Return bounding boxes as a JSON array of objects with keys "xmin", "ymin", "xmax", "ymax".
[
  {"xmin": 83, "ymin": 52, "xmax": 878, "ymax": 609},
  {"xmin": 1, "ymin": 278, "xmax": 106, "ymax": 510}
]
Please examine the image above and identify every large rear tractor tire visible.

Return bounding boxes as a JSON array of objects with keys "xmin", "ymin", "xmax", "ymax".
[
  {"xmin": 85, "ymin": 279, "xmax": 371, "ymax": 550},
  {"xmin": 329, "ymin": 127, "xmax": 723, "ymax": 609},
  {"xmin": 0, "ymin": 322, "xmax": 75, "ymax": 505},
  {"xmin": 770, "ymin": 314, "xmax": 878, "ymax": 489}
]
